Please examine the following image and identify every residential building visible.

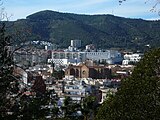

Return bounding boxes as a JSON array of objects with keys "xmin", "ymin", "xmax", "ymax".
[
  {"xmin": 71, "ymin": 39, "xmax": 81, "ymax": 48},
  {"xmin": 48, "ymin": 50, "xmax": 123, "ymax": 65},
  {"xmin": 85, "ymin": 50, "xmax": 122, "ymax": 64},
  {"xmin": 122, "ymin": 53, "xmax": 143, "ymax": 65}
]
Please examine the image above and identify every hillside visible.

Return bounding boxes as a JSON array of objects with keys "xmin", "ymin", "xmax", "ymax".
[{"xmin": 8, "ymin": 10, "xmax": 160, "ymax": 51}]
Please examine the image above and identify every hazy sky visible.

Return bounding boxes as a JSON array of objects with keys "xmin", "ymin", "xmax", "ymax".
[{"xmin": 3, "ymin": 0, "xmax": 160, "ymax": 21}]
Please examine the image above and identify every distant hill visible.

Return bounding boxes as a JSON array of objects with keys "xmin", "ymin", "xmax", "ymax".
[{"xmin": 7, "ymin": 10, "xmax": 160, "ymax": 51}]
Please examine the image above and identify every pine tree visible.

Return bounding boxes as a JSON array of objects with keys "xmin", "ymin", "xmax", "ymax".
[
  {"xmin": 96, "ymin": 48, "xmax": 160, "ymax": 120},
  {"xmin": 0, "ymin": 23, "xmax": 19, "ymax": 119}
]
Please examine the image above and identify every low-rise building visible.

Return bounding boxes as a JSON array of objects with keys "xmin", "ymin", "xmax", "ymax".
[
  {"xmin": 122, "ymin": 53, "xmax": 143, "ymax": 65},
  {"xmin": 48, "ymin": 50, "xmax": 123, "ymax": 65},
  {"xmin": 65, "ymin": 64, "xmax": 111, "ymax": 79}
]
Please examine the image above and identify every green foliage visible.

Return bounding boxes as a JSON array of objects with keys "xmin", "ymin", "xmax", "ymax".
[
  {"xmin": 96, "ymin": 94, "xmax": 114, "ymax": 120},
  {"xmin": 6, "ymin": 10, "xmax": 160, "ymax": 51},
  {"xmin": 19, "ymin": 97, "xmax": 44, "ymax": 119},
  {"xmin": 16, "ymin": 89, "xmax": 60, "ymax": 120},
  {"xmin": 82, "ymin": 95, "xmax": 98, "ymax": 120},
  {"xmin": 62, "ymin": 96, "xmax": 81, "ymax": 119},
  {"xmin": 96, "ymin": 48, "xmax": 160, "ymax": 120},
  {"xmin": 0, "ymin": 23, "xmax": 55, "ymax": 119},
  {"xmin": 0, "ymin": 23, "xmax": 18, "ymax": 119},
  {"xmin": 52, "ymin": 70, "xmax": 65, "ymax": 79}
]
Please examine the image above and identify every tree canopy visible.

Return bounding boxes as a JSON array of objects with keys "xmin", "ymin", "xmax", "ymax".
[
  {"xmin": 5, "ymin": 10, "xmax": 160, "ymax": 51},
  {"xmin": 96, "ymin": 48, "xmax": 160, "ymax": 120},
  {"xmin": 0, "ymin": 23, "xmax": 18, "ymax": 119}
]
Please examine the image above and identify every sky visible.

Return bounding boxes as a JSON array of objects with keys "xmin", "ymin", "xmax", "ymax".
[{"xmin": 2, "ymin": 0, "xmax": 160, "ymax": 21}]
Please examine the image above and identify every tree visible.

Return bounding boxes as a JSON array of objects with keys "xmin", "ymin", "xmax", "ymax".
[
  {"xmin": 61, "ymin": 96, "xmax": 81, "ymax": 120},
  {"xmin": 18, "ymin": 95, "xmax": 47, "ymax": 120},
  {"xmin": 95, "ymin": 94, "xmax": 114, "ymax": 120},
  {"xmin": 52, "ymin": 69, "xmax": 65, "ymax": 80},
  {"xmin": 18, "ymin": 91, "xmax": 53, "ymax": 120},
  {"xmin": 82, "ymin": 95, "xmax": 97, "ymax": 120},
  {"xmin": 96, "ymin": 48, "xmax": 160, "ymax": 120},
  {"xmin": 0, "ymin": 22, "xmax": 46, "ymax": 119},
  {"xmin": 0, "ymin": 23, "xmax": 19, "ymax": 119},
  {"xmin": 0, "ymin": 20, "xmax": 52, "ymax": 120}
]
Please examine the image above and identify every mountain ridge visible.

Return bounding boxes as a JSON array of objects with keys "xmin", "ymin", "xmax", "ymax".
[{"xmin": 9, "ymin": 10, "xmax": 160, "ymax": 51}]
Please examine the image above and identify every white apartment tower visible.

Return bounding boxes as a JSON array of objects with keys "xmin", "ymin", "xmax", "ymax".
[{"xmin": 71, "ymin": 40, "xmax": 81, "ymax": 48}]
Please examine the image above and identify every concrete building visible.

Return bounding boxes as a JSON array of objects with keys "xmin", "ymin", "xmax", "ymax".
[
  {"xmin": 85, "ymin": 44, "xmax": 96, "ymax": 51},
  {"xmin": 71, "ymin": 40, "xmax": 81, "ymax": 48},
  {"xmin": 45, "ymin": 44, "xmax": 57, "ymax": 50},
  {"xmin": 48, "ymin": 50, "xmax": 123, "ymax": 65},
  {"xmin": 14, "ymin": 49, "xmax": 48, "ymax": 66},
  {"xmin": 85, "ymin": 50, "xmax": 122, "ymax": 64},
  {"xmin": 47, "ymin": 40, "xmax": 123, "ymax": 65},
  {"xmin": 122, "ymin": 53, "xmax": 143, "ymax": 65},
  {"xmin": 48, "ymin": 51, "xmax": 85, "ymax": 65},
  {"xmin": 13, "ymin": 67, "xmax": 28, "ymax": 85}
]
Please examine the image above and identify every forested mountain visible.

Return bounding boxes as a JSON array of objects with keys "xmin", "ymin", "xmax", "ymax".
[{"xmin": 8, "ymin": 10, "xmax": 160, "ymax": 51}]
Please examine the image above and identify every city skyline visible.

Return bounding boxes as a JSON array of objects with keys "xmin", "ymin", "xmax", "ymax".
[{"xmin": 4, "ymin": 0, "xmax": 160, "ymax": 21}]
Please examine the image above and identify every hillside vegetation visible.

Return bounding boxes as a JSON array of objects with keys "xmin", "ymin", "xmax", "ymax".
[{"xmin": 8, "ymin": 10, "xmax": 160, "ymax": 51}]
